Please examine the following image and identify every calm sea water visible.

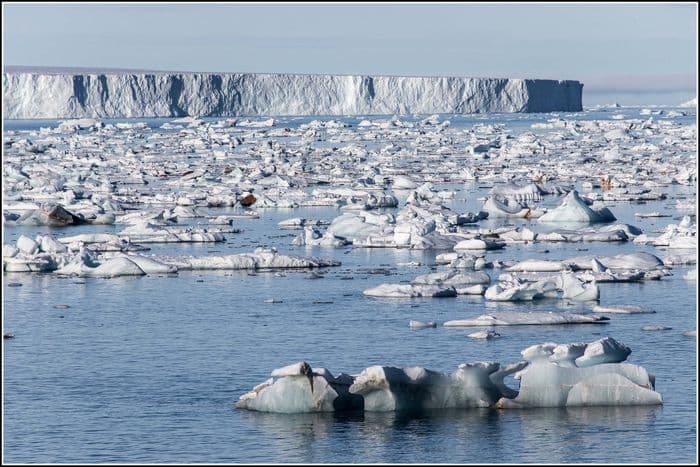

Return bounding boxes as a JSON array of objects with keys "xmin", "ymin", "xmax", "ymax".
[{"xmin": 3, "ymin": 111, "xmax": 698, "ymax": 463}]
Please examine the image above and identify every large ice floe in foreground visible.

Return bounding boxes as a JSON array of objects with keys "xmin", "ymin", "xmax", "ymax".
[{"xmin": 236, "ymin": 337, "xmax": 661, "ymax": 413}]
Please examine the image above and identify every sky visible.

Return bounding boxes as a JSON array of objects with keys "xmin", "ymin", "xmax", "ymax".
[{"xmin": 2, "ymin": 3, "xmax": 697, "ymax": 105}]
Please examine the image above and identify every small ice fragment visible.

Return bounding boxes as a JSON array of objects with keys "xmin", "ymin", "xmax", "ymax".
[
  {"xmin": 409, "ymin": 320, "xmax": 437, "ymax": 329},
  {"xmin": 468, "ymin": 330, "xmax": 501, "ymax": 339},
  {"xmin": 641, "ymin": 325, "xmax": 672, "ymax": 331}
]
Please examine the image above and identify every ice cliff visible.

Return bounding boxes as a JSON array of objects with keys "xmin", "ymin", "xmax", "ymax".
[{"xmin": 3, "ymin": 70, "xmax": 583, "ymax": 118}]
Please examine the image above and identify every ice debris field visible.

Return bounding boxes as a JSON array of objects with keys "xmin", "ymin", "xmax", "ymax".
[{"xmin": 3, "ymin": 104, "xmax": 697, "ymax": 418}]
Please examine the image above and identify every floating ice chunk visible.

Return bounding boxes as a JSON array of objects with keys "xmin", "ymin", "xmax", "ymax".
[
  {"xmin": 409, "ymin": 320, "xmax": 437, "ymax": 329},
  {"xmin": 682, "ymin": 330, "xmax": 697, "ymax": 337},
  {"xmin": 412, "ymin": 270, "xmax": 490, "ymax": 288},
  {"xmin": 641, "ymin": 325, "xmax": 672, "ymax": 331},
  {"xmin": 238, "ymin": 338, "xmax": 659, "ymax": 413},
  {"xmin": 55, "ymin": 256, "xmax": 146, "ymax": 278},
  {"xmin": 669, "ymin": 236, "xmax": 697, "ymax": 249},
  {"xmin": 498, "ymin": 227, "xmax": 537, "ymax": 243},
  {"xmin": 593, "ymin": 305, "xmax": 655, "ymax": 314},
  {"xmin": 119, "ymin": 222, "xmax": 226, "ymax": 243},
  {"xmin": 521, "ymin": 342, "xmax": 559, "ymax": 362},
  {"xmin": 111, "ymin": 253, "xmax": 177, "ymax": 274},
  {"xmin": 565, "ymin": 372, "xmax": 662, "ymax": 406},
  {"xmin": 397, "ymin": 261, "xmax": 422, "ymax": 267},
  {"xmin": 484, "ymin": 282, "xmax": 542, "ymax": 301},
  {"xmin": 468, "ymin": 330, "xmax": 501, "ymax": 339},
  {"xmin": 450, "ymin": 255, "xmax": 479, "ymax": 269},
  {"xmin": 498, "ymin": 337, "xmax": 660, "ymax": 408},
  {"xmin": 580, "ymin": 267, "xmax": 644, "ymax": 283},
  {"xmin": 444, "ymin": 312, "xmax": 608, "ymax": 327},
  {"xmin": 482, "ymin": 196, "xmax": 531, "ymax": 218},
  {"xmin": 349, "ymin": 364, "xmax": 504, "ymax": 411},
  {"xmin": 539, "ymin": 190, "xmax": 616, "ymax": 224},
  {"xmin": 575, "ymin": 337, "xmax": 631, "ymax": 367},
  {"xmin": 561, "ymin": 273, "xmax": 599, "ymax": 301},
  {"xmin": 271, "ymin": 361, "xmax": 313, "ymax": 377},
  {"xmin": 498, "ymin": 358, "xmax": 660, "ymax": 407},
  {"xmin": 507, "ymin": 260, "xmax": 566, "ymax": 272},
  {"xmin": 236, "ymin": 363, "xmax": 361, "ymax": 413},
  {"xmin": 3, "ymin": 254, "xmax": 57, "ymax": 272},
  {"xmin": 566, "ymin": 252, "xmax": 663, "ymax": 271},
  {"xmin": 153, "ymin": 248, "xmax": 340, "ymax": 271},
  {"xmin": 663, "ymin": 254, "xmax": 697, "ymax": 266},
  {"xmin": 16, "ymin": 235, "xmax": 39, "ymax": 255},
  {"xmin": 11, "ymin": 203, "xmax": 85, "ymax": 226},
  {"xmin": 278, "ymin": 218, "xmax": 329, "ymax": 229},
  {"xmin": 454, "ymin": 238, "xmax": 505, "ymax": 251},
  {"xmin": 484, "ymin": 275, "xmax": 561, "ymax": 301},
  {"xmin": 2, "ymin": 245, "xmax": 19, "ymax": 258},
  {"xmin": 292, "ymin": 226, "xmax": 350, "ymax": 247},
  {"xmin": 435, "ymin": 252, "xmax": 459, "ymax": 264},
  {"xmin": 455, "ymin": 284, "xmax": 488, "ymax": 295},
  {"xmin": 363, "ymin": 284, "xmax": 457, "ymax": 298},
  {"xmin": 684, "ymin": 269, "xmax": 697, "ymax": 281},
  {"xmin": 489, "ymin": 183, "xmax": 547, "ymax": 202},
  {"xmin": 391, "ymin": 175, "xmax": 418, "ymax": 190},
  {"xmin": 327, "ymin": 212, "xmax": 391, "ymax": 241},
  {"xmin": 635, "ymin": 211, "xmax": 671, "ymax": 218},
  {"xmin": 679, "ymin": 97, "xmax": 697, "ymax": 108},
  {"xmin": 58, "ymin": 233, "xmax": 123, "ymax": 245},
  {"xmin": 548, "ymin": 343, "xmax": 588, "ymax": 367}
]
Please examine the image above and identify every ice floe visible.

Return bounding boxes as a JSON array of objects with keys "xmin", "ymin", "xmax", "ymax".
[{"xmin": 236, "ymin": 337, "xmax": 660, "ymax": 413}]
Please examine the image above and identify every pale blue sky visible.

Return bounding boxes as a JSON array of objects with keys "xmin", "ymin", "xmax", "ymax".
[{"xmin": 3, "ymin": 3, "xmax": 697, "ymax": 105}]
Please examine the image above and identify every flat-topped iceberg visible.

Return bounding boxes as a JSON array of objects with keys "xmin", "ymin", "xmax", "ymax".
[
  {"xmin": 3, "ymin": 71, "xmax": 583, "ymax": 119},
  {"xmin": 443, "ymin": 312, "xmax": 608, "ymax": 327},
  {"xmin": 152, "ymin": 248, "xmax": 340, "ymax": 270},
  {"xmin": 593, "ymin": 305, "xmax": 655, "ymax": 314},
  {"xmin": 363, "ymin": 284, "xmax": 457, "ymax": 298}
]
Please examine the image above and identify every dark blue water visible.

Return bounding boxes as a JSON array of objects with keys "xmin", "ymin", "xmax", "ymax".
[{"xmin": 3, "ymin": 113, "xmax": 697, "ymax": 463}]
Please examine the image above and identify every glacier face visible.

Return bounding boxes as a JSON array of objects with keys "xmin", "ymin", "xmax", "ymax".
[{"xmin": 3, "ymin": 71, "xmax": 583, "ymax": 119}]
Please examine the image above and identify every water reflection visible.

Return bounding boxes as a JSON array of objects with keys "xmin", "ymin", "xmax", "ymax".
[{"xmin": 237, "ymin": 405, "xmax": 663, "ymax": 463}]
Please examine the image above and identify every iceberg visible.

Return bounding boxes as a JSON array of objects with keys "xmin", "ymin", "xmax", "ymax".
[
  {"xmin": 561, "ymin": 273, "xmax": 600, "ymax": 301},
  {"xmin": 235, "ymin": 362, "xmax": 362, "ymax": 413},
  {"xmin": 468, "ymin": 330, "xmax": 501, "ymax": 340},
  {"xmin": 679, "ymin": 97, "xmax": 697, "ymax": 108},
  {"xmin": 443, "ymin": 312, "xmax": 608, "ymax": 327},
  {"xmin": 152, "ymin": 248, "xmax": 340, "ymax": 271},
  {"xmin": 481, "ymin": 196, "xmax": 532, "ymax": 218},
  {"xmin": 454, "ymin": 238, "xmax": 505, "ymax": 251},
  {"xmin": 236, "ymin": 337, "xmax": 660, "ymax": 413},
  {"xmin": 539, "ymin": 190, "xmax": 616, "ymax": 224},
  {"xmin": 55, "ymin": 255, "xmax": 146, "ymax": 278},
  {"xmin": 409, "ymin": 320, "xmax": 437, "ymax": 329},
  {"xmin": 412, "ymin": 270, "xmax": 491, "ymax": 288},
  {"xmin": 3, "ymin": 70, "xmax": 583, "ymax": 119},
  {"xmin": 363, "ymin": 284, "xmax": 458, "ymax": 298},
  {"xmin": 592, "ymin": 305, "xmax": 655, "ymax": 314},
  {"xmin": 565, "ymin": 252, "xmax": 663, "ymax": 271}
]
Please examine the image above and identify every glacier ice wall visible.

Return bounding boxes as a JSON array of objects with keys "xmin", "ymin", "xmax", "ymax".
[{"xmin": 3, "ymin": 71, "xmax": 583, "ymax": 119}]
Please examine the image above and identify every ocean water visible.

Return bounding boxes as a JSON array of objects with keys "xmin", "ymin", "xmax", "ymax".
[{"xmin": 3, "ymin": 111, "xmax": 698, "ymax": 463}]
